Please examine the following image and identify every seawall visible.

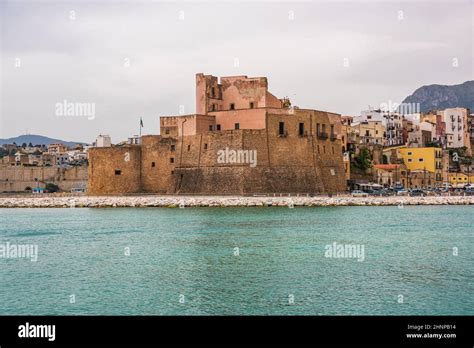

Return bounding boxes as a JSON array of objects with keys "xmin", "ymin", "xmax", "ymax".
[{"xmin": 0, "ymin": 195, "xmax": 473, "ymax": 208}]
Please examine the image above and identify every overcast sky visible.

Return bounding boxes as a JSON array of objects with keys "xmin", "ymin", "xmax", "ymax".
[{"xmin": 1, "ymin": 0, "xmax": 472, "ymax": 143}]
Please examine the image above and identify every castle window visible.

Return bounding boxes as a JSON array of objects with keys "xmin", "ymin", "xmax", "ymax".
[
  {"xmin": 279, "ymin": 122, "xmax": 285, "ymax": 135},
  {"xmin": 187, "ymin": 145, "xmax": 191, "ymax": 151},
  {"xmin": 216, "ymin": 124, "xmax": 221, "ymax": 131},
  {"xmin": 209, "ymin": 125, "xmax": 213, "ymax": 131},
  {"xmin": 170, "ymin": 145, "xmax": 175, "ymax": 151},
  {"xmin": 230, "ymin": 103, "xmax": 235, "ymax": 110},
  {"xmin": 316, "ymin": 123, "xmax": 320, "ymax": 135},
  {"xmin": 170, "ymin": 158, "xmax": 174, "ymax": 163},
  {"xmin": 211, "ymin": 87, "xmax": 215, "ymax": 98},
  {"xmin": 165, "ymin": 129, "xmax": 170, "ymax": 135},
  {"xmin": 330, "ymin": 125, "xmax": 334, "ymax": 136},
  {"xmin": 151, "ymin": 162, "xmax": 155, "ymax": 167},
  {"xmin": 323, "ymin": 145, "xmax": 326, "ymax": 153},
  {"xmin": 235, "ymin": 123, "xmax": 240, "ymax": 130},
  {"xmin": 299, "ymin": 123, "xmax": 304, "ymax": 136},
  {"xmin": 317, "ymin": 145, "xmax": 320, "ymax": 154},
  {"xmin": 250, "ymin": 102, "xmax": 254, "ymax": 109},
  {"xmin": 114, "ymin": 170, "xmax": 121, "ymax": 176},
  {"xmin": 204, "ymin": 143, "xmax": 208, "ymax": 150},
  {"xmin": 211, "ymin": 104, "xmax": 216, "ymax": 111},
  {"xmin": 322, "ymin": 124, "xmax": 326, "ymax": 134}
]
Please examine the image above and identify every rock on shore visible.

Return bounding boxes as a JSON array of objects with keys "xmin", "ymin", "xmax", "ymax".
[{"xmin": 0, "ymin": 195, "xmax": 473, "ymax": 208}]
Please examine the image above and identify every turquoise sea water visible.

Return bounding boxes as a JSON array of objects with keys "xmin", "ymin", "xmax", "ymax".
[{"xmin": 0, "ymin": 206, "xmax": 472, "ymax": 315}]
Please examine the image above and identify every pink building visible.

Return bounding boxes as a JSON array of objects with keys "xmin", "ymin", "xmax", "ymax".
[{"xmin": 195, "ymin": 73, "xmax": 290, "ymax": 131}]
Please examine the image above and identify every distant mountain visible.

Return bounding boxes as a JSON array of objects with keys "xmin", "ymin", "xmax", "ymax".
[
  {"xmin": 402, "ymin": 80, "xmax": 474, "ymax": 113},
  {"xmin": 0, "ymin": 134, "xmax": 88, "ymax": 147}
]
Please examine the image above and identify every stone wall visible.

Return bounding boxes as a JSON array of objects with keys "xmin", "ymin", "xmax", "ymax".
[
  {"xmin": 0, "ymin": 165, "xmax": 87, "ymax": 192},
  {"xmin": 87, "ymin": 146, "xmax": 141, "ymax": 194}
]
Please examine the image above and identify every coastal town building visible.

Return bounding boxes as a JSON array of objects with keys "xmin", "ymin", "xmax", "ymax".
[
  {"xmin": 384, "ymin": 113, "xmax": 404, "ymax": 146},
  {"xmin": 440, "ymin": 108, "xmax": 471, "ymax": 155},
  {"xmin": 95, "ymin": 135, "xmax": 112, "ymax": 147},
  {"xmin": 87, "ymin": 73, "xmax": 347, "ymax": 195},
  {"xmin": 373, "ymin": 164, "xmax": 402, "ymax": 187},
  {"xmin": 353, "ymin": 120, "xmax": 386, "ymax": 146},
  {"xmin": 47, "ymin": 143, "xmax": 68, "ymax": 155},
  {"xmin": 448, "ymin": 172, "xmax": 474, "ymax": 187},
  {"xmin": 398, "ymin": 147, "xmax": 445, "ymax": 187}
]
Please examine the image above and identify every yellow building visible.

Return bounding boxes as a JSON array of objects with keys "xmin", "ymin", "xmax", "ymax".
[
  {"xmin": 398, "ymin": 147, "xmax": 444, "ymax": 186},
  {"xmin": 448, "ymin": 173, "xmax": 474, "ymax": 187}
]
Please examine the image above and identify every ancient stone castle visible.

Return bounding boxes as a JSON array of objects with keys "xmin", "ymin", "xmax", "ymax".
[{"xmin": 87, "ymin": 74, "xmax": 346, "ymax": 195}]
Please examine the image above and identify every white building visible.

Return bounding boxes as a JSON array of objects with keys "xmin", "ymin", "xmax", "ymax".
[
  {"xmin": 441, "ymin": 108, "xmax": 469, "ymax": 149},
  {"xmin": 356, "ymin": 109, "xmax": 386, "ymax": 126},
  {"xmin": 96, "ymin": 134, "xmax": 111, "ymax": 147}
]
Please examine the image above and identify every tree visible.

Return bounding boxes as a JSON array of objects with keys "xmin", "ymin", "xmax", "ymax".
[{"xmin": 353, "ymin": 148, "xmax": 373, "ymax": 171}]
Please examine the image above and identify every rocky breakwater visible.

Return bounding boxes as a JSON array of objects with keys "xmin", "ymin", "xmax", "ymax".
[{"xmin": 0, "ymin": 195, "xmax": 474, "ymax": 208}]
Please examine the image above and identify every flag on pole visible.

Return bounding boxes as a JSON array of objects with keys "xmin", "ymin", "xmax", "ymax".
[{"xmin": 140, "ymin": 117, "xmax": 144, "ymax": 128}]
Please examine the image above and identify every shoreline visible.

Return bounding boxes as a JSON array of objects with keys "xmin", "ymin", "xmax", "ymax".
[{"xmin": 0, "ymin": 195, "xmax": 473, "ymax": 208}]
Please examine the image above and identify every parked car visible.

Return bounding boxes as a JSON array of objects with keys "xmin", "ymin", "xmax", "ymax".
[
  {"xmin": 396, "ymin": 189, "xmax": 409, "ymax": 196},
  {"xmin": 464, "ymin": 189, "xmax": 474, "ymax": 196},
  {"xmin": 351, "ymin": 190, "xmax": 368, "ymax": 197},
  {"xmin": 364, "ymin": 189, "xmax": 380, "ymax": 196},
  {"xmin": 409, "ymin": 189, "xmax": 424, "ymax": 197}
]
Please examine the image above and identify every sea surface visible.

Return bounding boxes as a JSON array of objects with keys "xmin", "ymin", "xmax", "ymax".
[{"xmin": 0, "ymin": 206, "xmax": 472, "ymax": 315}]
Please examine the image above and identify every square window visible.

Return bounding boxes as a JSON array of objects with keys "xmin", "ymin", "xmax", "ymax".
[
  {"xmin": 170, "ymin": 145, "xmax": 176, "ymax": 151},
  {"xmin": 170, "ymin": 158, "xmax": 174, "ymax": 163},
  {"xmin": 204, "ymin": 143, "xmax": 208, "ymax": 150},
  {"xmin": 230, "ymin": 103, "xmax": 235, "ymax": 110},
  {"xmin": 151, "ymin": 162, "xmax": 155, "ymax": 167},
  {"xmin": 250, "ymin": 102, "xmax": 254, "ymax": 109},
  {"xmin": 216, "ymin": 124, "xmax": 221, "ymax": 131},
  {"xmin": 235, "ymin": 123, "xmax": 240, "ymax": 130},
  {"xmin": 114, "ymin": 170, "xmax": 121, "ymax": 175}
]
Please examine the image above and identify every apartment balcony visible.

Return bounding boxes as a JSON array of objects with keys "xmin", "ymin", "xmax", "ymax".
[{"xmin": 318, "ymin": 132, "xmax": 328, "ymax": 140}]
